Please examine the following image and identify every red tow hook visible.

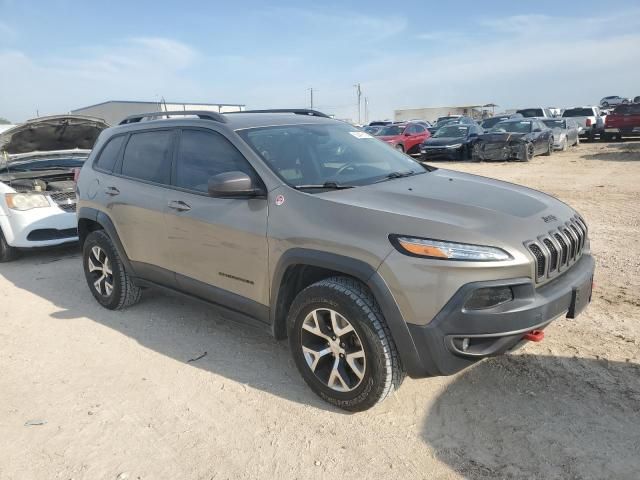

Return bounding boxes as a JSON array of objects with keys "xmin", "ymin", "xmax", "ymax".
[{"xmin": 523, "ymin": 329, "xmax": 545, "ymax": 342}]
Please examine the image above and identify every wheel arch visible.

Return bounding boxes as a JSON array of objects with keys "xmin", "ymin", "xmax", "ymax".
[
  {"xmin": 270, "ymin": 248, "xmax": 424, "ymax": 376},
  {"xmin": 78, "ymin": 207, "xmax": 134, "ymax": 274}
]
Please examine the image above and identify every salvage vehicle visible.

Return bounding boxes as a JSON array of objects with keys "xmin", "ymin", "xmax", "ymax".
[
  {"xmin": 599, "ymin": 96, "xmax": 630, "ymax": 108},
  {"xmin": 472, "ymin": 118, "xmax": 554, "ymax": 162},
  {"xmin": 0, "ymin": 115, "xmax": 108, "ymax": 261},
  {"xmin": 420, "ymin": 124, "xmax": 483, "ymax": 161},
  {"xmin": 602, "ymin": 103, "xmax": 640, "ymax": 140},
  {"xmin": 77, "ymin": 109, "xmax": 595, "ymax": 411},
  {"xmin": 561, "ymin": 106, "xmax": 604, "ymax": 141},
  {"xmin": 541, "ymin": 118, "xmax": 580, "ymax": 150},
  {"xmin": 373, "ymin": 122, "xmax": 430, "ymax": 154}
]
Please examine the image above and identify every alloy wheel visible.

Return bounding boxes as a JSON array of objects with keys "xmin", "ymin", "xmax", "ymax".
[
  {"xmin": 300, "ymin": 308, "xmax": 366, "ymax": 392},
  {"xmin": 87, "ymin": 246, "xmax": 113, "ymax": 296}
]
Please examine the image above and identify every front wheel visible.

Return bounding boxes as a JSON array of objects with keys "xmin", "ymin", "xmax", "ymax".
[
  {"xmin": 83, "ymin": 230, "xmax": 142, "ymax": 310},
  {"xmin": 288, "ymin": 277, "xmax": 404, "ymax": 412},
  {"xmin": 0, "ymin": 228, "xmax": 19, "ymax": 262}
]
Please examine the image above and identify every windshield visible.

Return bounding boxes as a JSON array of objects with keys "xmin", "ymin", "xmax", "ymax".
[
  {"xmin": 542, "ymin": 119, "xmax": 565, "ymax": 129},
  {"xmin": 517, "ymin": 109, "xmax": 543, "ymax": 117},
  {"xmin": 563, "ymin": 108, "xmax": 594, "ymax": 117},
  {"xmin": 0, "ymin": 156, "xmax": 86, "ymax": 173},
  {"xmin": 237, "ymin": 123, "xmax": 427, "ymax": 188},
  {"xmin": 433, "ymin": 125, "xmax": 468, "ymax": 138},
  {"xmin": 481, "ymin": 117, "xmax": 508, "ymax": 129},
  {"xmin": 490, "ymin": 121, "xmax": 532, "ymax": 133},
  {"xmin": 375, "ymin": 125, "xmax": 405, "ymax": 136},
  {"xmin": 436, "ymin": 116, "xmax": 458, "ymax": 125}
]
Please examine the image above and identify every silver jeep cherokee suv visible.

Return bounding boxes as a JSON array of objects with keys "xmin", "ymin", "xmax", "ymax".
[{"xmin": 77, "ymin": 109, "xmax": 595, "ymax": 411}]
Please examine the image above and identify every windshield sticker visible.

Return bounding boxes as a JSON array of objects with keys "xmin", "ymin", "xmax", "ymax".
[{"xmin": 349, "ymin": 131, "xmax": 374, "ymax": 139}]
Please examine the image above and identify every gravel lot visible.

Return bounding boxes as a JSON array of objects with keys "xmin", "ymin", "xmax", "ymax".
[{"xmin": 1, "ymin": 140, "xmax": 639, "ymax": 480}]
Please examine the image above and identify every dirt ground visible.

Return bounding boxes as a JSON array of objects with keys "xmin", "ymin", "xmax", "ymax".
[{"xmin": 1, "ymin": 140, "xmax": 639, "ymax": 480}]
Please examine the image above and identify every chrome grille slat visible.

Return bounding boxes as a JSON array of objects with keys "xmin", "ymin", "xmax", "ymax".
[{"xmin": 527, "ymin": 216, "xmax": 588, "ymax": 283}]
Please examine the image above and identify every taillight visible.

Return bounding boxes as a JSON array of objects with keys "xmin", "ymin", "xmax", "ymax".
[
  {"xmin": 73, "ymin": 167, "xmax": 81, "ymax": 183},
  {"xmin": 586, "ymin": 118, "xmax": 592, "ymax": 127}
]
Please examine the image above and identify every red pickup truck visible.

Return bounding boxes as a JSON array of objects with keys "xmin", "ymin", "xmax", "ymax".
[{"xmin": 603, "ymin": 103, "xmax": 640, "ymax": 140}]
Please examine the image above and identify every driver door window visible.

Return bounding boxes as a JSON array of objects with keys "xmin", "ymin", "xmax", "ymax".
[{"xmin": 174, "ymin": 129, "xmax": 255, "ymax": 193}]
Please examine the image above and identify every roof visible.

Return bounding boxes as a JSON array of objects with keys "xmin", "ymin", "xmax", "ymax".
[{"xmin": 72, "ymin": 99, "xmax": 246, "ymax": 111}]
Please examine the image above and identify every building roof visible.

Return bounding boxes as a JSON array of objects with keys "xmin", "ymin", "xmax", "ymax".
[{"xmin": 72, "ymin": 99, "xmax": 246, "ymax": 111}]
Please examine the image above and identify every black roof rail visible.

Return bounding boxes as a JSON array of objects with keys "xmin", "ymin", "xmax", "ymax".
[
  {"xmin": 225, "ymin": 109, "xmax": 331, "ymax": 118},
  {"xmin": 119, "ymin": 110, "xmax": 227, "ymax": 125}
]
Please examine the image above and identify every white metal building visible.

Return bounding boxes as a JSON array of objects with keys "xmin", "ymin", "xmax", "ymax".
[
  {"xmin": 394, "ymin": 104, "xmax": 496, "ymax": 123},
  {"xmin": 71, "ymin": 100, "xmax": 245, "ymax": 126}
]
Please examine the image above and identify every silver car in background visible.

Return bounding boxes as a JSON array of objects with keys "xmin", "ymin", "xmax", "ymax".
[
  {"xmin": 599, "ymin": 96, "xmax": 630, "ymax": 108},
  {"xmin": 541, "ymin": 118, "xmax": 580, "ymax": 151}
]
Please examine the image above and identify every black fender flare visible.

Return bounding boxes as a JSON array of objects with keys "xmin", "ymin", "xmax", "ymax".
[
  {"xmin": 270, "ymin": 248, "xmax": 424, "ymax": 376},
  {"xmin": 77, "ymin": 207, "xmax": 135, "ymax": 275}
]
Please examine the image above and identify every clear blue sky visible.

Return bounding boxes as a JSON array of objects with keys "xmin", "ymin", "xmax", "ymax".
[{"xmin": 1, "ymin": 0, "xmax": 639, "ymax": 122}]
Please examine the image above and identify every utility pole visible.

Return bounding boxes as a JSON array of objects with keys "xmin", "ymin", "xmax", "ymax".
[
  {"xmin": 364, "ymin": 97, "xmax": 369, "ymax": 125},
  {"xmin": 354, "ymin": 83, "xmax": 362, "ymax": 124},
  {"xmin": 308, "ymin": 87, "xmax": 314, "ymax": 109}
]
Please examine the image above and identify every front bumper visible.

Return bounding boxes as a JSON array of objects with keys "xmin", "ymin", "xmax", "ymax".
[
  {"xmin": 405, "ymin": 253, "xmax": 595, "ymax": 377},
  {"xmin": 0, "ymin": 207, "xmax": 78, "ymax": 248},
  {"xmin": 420, "ymin": 146, "xmax": 463, "ymax": 160},
  {"xmin": 475, "ymin": 143, "xmax": 525, "ymax": 161}
]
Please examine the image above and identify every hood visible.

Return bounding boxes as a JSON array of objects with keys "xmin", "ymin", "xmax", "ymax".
[
  {"xmin": 314, "ymin": 168, "xmax": 576, "ymax": 247},
  {"xmin": 479, "ymin": 132, "xmax": 526, "ymax": 144},
  {"xmin": 425, "ymin": 137, "xmax": 467, "ymax": 147},
  {"xmin": 0, "ymin": 115, "xmax": 109, "ymax": 155}
]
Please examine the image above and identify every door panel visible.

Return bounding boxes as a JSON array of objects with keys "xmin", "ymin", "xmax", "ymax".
[
  {"xmin": 166, "ymin": 193, "xmax": 269, "ymax": 306},
  {"xmin": 166, "ymin": 128, "xmax": 270, "ymax": 308},
  {"xmin": 106, "ymin": 129, "xmax": 175, "ymax": 282}
]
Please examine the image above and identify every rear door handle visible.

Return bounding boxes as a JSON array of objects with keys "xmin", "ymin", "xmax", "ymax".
[
  {"xmin": 168, "ymin": 200, "xmax": 191, "ymax": 212},
  {"xmin": 104, "ymin": 186, "xmax": 120, "ymax": 196}
]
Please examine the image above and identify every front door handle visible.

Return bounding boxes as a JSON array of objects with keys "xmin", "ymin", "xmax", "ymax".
[
  {"xmin": 104, "ymin": 186, "xmax": 120, "ymax": 196},
  {"xmin": 168, "ymin": 200, "xmax": 191, "ymax": 212}
]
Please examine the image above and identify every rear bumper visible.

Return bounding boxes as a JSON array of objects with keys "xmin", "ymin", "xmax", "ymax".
[{"xmin": 405, "ymin": 254, "xmax": 595, "ymax": 377}]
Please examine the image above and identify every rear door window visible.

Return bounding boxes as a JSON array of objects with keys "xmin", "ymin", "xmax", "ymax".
[
  {"xmin": 174, "ymin": 129, "xmax": 255, "ymax": 193},
  {"xmin": 94, "ymin": 135, "xmax": 125, "ymax": 172},
  {"xmin": 121, "ymin": 130, "xmax": 174, "ymax": 184}
]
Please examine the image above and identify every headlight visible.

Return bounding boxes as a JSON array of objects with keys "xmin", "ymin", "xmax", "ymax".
[
  {"xmin": 390, "ymin": 235, "xmax": 512, "ymax": 261},
  {"xmin": 446, "ymin": 143, "xmax": 463, "ymax": 149},
  {"xmin": 5, "ymin": 193, "xmax": 50, "ymax": 211}
]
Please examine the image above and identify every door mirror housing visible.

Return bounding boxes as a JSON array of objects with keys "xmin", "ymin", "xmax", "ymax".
[
  {"xmin": 208, "ymin": 171, "xmax": 265, "ymax": 198},
  {"xmin": 533, "ymin": 127, "xmax": 542, "ymax": 132}
]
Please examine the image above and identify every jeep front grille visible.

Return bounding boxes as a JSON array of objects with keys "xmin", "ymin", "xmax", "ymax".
[
  {"xmin": 526, "ymin": 216, "xmax": 588, "ymax": 282},
  {"xmin": 49, "ymin": 191, "xmax": 77, "ymax": 213}
]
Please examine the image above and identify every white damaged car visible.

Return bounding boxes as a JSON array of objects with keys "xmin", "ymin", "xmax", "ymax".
[{"xmin": 0, "ymin": 115, "xmax": 108, "ymax": 261}]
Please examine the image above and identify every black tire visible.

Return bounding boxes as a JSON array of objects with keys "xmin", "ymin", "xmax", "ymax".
[
  {"xmin": 543, "ymin": 138, "xmax": 553, "ymax": 156},
  {"xmin": 602, "ymin": 101, "xmax": 609, "ymax": 108},
  {"xmin": 0, "ymin": 228, "xmax": 19, "ymax": 262},
  {"xmin": 82, "ymin": 230, "xmax": 142, "ymax": 310},
  {"xmin": 287, "ymin": 276, "xmax": 404, "ymax": 412},
  {"xmin": 518, "ymin": 142, "xmax": 534, "ymax": 162}
]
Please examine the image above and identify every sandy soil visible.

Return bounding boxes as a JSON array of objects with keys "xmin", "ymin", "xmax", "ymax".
[{"xmin": 1, "ymin": 140, "xmax": 639, "ymax": 480}]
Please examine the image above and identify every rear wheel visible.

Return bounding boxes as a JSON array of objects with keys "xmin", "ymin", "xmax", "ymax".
[
  {"xmin": 288, "ymin": 276, "xmax": 404, "ymax": 412},
  {"xmin": 83, "ymin": 230, "xmax": 142, "ymax": 310},
  {"xmin": 0, "ymin": 228, "xmax": 19, "ymax": 263}
]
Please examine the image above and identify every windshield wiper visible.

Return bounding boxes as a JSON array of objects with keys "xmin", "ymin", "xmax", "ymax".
[
  {"xmin": 374, "ymin": 170, "xmax": 417, "ymax": 183},
  {"xmin": 294, "ymin": 181, "xmax": 354, "ymax": 190}
]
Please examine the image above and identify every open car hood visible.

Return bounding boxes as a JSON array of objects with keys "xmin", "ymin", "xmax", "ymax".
[{"xmin": 0, "ymin": 115, "xmax": 109, "ymax": 156}]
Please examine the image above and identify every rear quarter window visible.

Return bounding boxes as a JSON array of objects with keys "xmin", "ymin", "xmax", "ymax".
[
  {"xmin": 121, "ymin": 130, "xmax": 174, "ymax": 184},
  {"xmin": 94, "ymin": 135, "xmax": 125, "ymax": 172}
]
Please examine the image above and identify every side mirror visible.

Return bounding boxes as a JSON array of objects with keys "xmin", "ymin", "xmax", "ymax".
[
  {"xmin": 208, "ymin": 171, "xmax": 265, "ymax": 198},
  {"xmin": 533, "ymin": 128, "xmax": 542, "ymax": 132},
  {"xmin": 469, "ymin": 132, "xmax": 478, "ymax": 137}
]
